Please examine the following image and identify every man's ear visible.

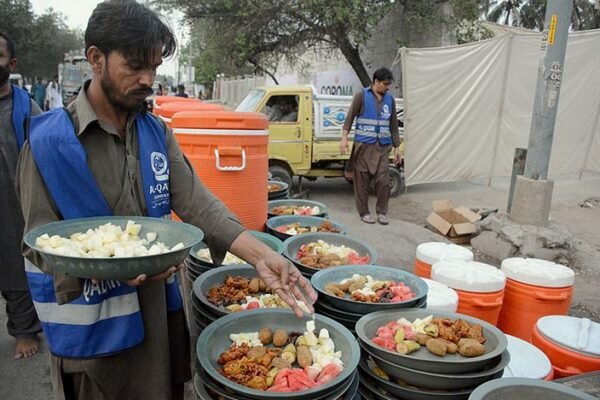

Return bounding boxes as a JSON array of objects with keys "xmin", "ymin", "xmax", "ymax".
[
  {"xmin": 87, "ymin": 46, "xmax": 106, "ymax": 75},
  {"xmin": 8, "ymin": 57, "xmax": 17, "ymax": 73}
]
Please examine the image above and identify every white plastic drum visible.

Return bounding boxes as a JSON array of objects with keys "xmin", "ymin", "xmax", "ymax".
[
  {"xmin": 503, "ymin": 335, "xmax": 553, "ymax": 379},
  {"xmin": 422, "ymin": 278, "xmax": 459, "ymax": 312},
  {"xmin": 416, "ymin": 242, "xmax": 474, "ymax": 265},
  {"xmin": 501, "ymin": 258, "xmax": 575, "ymax": 288},
  {"xmin": 431, "ymin": 260, "xmax": 506, "ymax": 293}
]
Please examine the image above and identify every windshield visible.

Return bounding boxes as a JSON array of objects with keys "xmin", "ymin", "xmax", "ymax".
[
  {"xmin": 236, "ymin": 89, "xmax": 265, "ymax": 112},
  {"xmin": 62, "ymin": 62, "xmax": 92, "ymax": 89}
]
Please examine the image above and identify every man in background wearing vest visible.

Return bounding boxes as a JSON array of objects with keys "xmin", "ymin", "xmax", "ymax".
[
  {"xmin": 16, "ymin": 1, "xmax": 316, "ymax": 399},
  {"xmin": 0, "ymin": 32, "xmax": 42, "ymax": 360},
  {"xmin": 340, "ymin": 68, "xmax": 401, "ymax": 225}
]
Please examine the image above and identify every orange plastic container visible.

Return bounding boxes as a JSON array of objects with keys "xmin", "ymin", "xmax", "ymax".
[
  {"xmin": 532, "ymin": 320, "xmax": 600, "ymax": 379},
  {"xmin": 154, "ymin": 102, "xmax": 225, "ymax": 128},
  {"xmin": 497, "ymin": 258, "xmax": 575, "ymax": 342},
  {"xmin": 414, "ymin": 243, "xmax": 473, "ymax": 279},
  {"xmin": 171, "ymin": 111, "xmax": 269, "ymax": 230},
  {"xmin": 414, "ymin": 259, "xmax": 432, "ymax": 278},
  {"xmin": 153, "ymin": 95, "xmax": 200, "ymax": 110},
  {"xmin": 497, "ymin": 279, "xmax": 573, "ymax": 341},
  {"xmin": 455, "ymin": 289, "xmax": 504, "ymax": 326}
]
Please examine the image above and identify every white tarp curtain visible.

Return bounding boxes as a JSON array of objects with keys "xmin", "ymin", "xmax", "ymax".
[{"xmin": 401, "ymin": 29, "xmax": 600, "ymax": 186}]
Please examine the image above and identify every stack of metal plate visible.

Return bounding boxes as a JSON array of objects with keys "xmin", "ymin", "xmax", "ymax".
[
  {"xmin": 311, "ymin": 266, "xmax": 428, "ymax": 336},
  {"xmin": 195, "ymin": 309, "xmax": 361, "ymax": 400},
  {"xmin": 355, "ymin": 309, "xmax": 510, "ymax": 400},
  {"xmin": 267, "ymin": 199, "xmax": 329, "ymax": 219},
  {"xmin": 282, "ymin": 232, "xmax": 377, "ymax": 279},
  {"xmin": 266, "ymin": 215, "xmax": 347, "ymax": 242},
  {"xmin": 268, "ymin": 180, "xmax": 290, "ymax": 200}
]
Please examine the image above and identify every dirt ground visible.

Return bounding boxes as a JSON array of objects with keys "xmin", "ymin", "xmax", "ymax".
[{"xmin": 1, "ymin": 173, "xmax": 598, "ymax": 399}]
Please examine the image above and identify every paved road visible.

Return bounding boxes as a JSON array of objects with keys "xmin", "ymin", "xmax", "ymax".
[{"xmin": 1, "ymin": 173, "xmax": 598, "ymax": 399}]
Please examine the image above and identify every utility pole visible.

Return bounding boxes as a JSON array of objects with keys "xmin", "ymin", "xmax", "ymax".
[{"xmin": 510, "ymin": 0, "xmax": 573, "ymax": 226}]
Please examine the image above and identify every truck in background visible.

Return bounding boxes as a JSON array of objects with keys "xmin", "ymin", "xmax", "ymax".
[
  {"xmin": 58, "ymin": 51, "xmax": 92, "ymax": 105},
  {"xmin": 236, "ymin": 85, "xmax": 405, "ymax": 196}
]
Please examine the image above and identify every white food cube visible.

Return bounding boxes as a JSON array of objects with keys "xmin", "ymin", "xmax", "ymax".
[
  {"xmin": 146, "ymin": 232, "xmax": 157, "ymax": 243},
  {"xmin": 49, "ymin": 235, "xmax": 64, "ymax": 248},
  {"xmin": 171, "ymin": 242, "xmax": 184, "ymax": 251}
]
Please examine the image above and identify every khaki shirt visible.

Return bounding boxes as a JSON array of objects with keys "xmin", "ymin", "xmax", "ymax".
[
  {"xmin": 17, "ymin": 82, "xmax": 245, "ymax": 304},
  {"xmin": 342, "ymin": 87, "xmax": 401, "ymax": 148}
]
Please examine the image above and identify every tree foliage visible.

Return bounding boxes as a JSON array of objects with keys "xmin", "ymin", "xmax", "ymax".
[
  {"xmin": 156, "ymin": 0, "xmax": 395, "ymax": 87},
  {"xmin": 0, "ymin": 0, "xmax": 83, "ymax": 80},
  {"xmin": 485, "ymin": 0, "xmax": 600, "ymax": 30}
]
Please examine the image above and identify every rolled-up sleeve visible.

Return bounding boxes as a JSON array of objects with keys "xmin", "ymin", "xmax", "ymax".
[
  {"xmin": 166, "ymin": 127, "xmax": 245, "ymax": 264},
  {"xmin": 342, "ymin": 91, "xmax": 363, "ymax": 132}
]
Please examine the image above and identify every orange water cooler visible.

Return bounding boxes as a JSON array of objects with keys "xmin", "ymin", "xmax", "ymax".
[
  {"xmin": 414, "ymin": 242, "xmax": 473, "ymax": 279},
  {"xmin": 153, "ymin": 95, "xmax": 200, "ymax": 113},
  {"xmin": 154, "ymin": 101, "xmax": 225, "ymax": 128},
  {"xmin": 497, "ymin": 258, "xmax": 574, "ymax": 342},
  {"xmin": 532, "ymin": 316, "xmax": 600, "ymax": 378},
  {"xmin": 171, "ymin": 111, "xmax": 269, "ymax": 231},
  {"xmin": 432, "ymin": 260, "xmax": 506, "ymax": 326}
]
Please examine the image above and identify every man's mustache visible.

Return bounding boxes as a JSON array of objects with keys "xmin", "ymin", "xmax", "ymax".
[{"xmin": 130, "ymin": 87, "xmax": 153, "ymax": 97}]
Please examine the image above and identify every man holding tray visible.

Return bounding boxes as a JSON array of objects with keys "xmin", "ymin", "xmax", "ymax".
[{"xmin": 16, "ymin": 1, "xmax": 317, "ymax": 399}]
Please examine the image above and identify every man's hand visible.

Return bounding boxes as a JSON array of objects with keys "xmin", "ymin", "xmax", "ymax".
[
  {"xmin": 91, "ymin": 263, "xmax": 184, "ymax": 286},
  {"xmin": 393, "ymin": 147, "xmax": 402, "ymax": 165},
  {"xmin": 340, "ymin": 136, "xmax": 349, "ymax": 155},
  {"xmin": 254, "ymin": 253, "xmax": 318, "ymax": 318}
]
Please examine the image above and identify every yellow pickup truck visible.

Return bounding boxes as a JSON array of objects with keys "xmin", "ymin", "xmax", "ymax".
[{"xmin": 236, "ymin": 85, "xmax": 405, "ymax": 196}]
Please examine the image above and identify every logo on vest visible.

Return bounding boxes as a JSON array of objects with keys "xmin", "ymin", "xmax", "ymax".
[
  {"xmin": 380, "ymin": 104, "xmax": 391, "ymax": 120},
  {"xmin": 83, "ymin": 279, "xmax": 123, "ymax": 302},
  {"xmin": 151, "ymin": 152, "xmax": 169, "ymax": 182}
]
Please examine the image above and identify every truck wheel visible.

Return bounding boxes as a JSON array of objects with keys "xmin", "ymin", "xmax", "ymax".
[
  {"xmin": 269, "ymin": 165, "xmax": 293, "ymax": 188},
  {"xmin": 389, "ymin": 167, "xmax": 404, "ymax": 198}
]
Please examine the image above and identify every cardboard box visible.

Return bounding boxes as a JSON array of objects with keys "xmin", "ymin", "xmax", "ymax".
[{"xmin": 426, "ymin": 200, "xmax": 481, "ymax": 240}]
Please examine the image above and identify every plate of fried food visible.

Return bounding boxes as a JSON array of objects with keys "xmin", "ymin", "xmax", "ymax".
[
  {"xmin": 283, "ymin": 233, "xmax": 377, "ymax": 277},
  {"xmin": 193, "ymin": 265, "xmax": 312, "ymax": 318},
  {"xmin": 268, "ymin": 200, "xmax": 328, "ymax": 219},
  {"xmin": 311, "ymin": 265, "xmax": 428, "ymax": 314},
  {"xmin": 356, "ymin": 309, "xmax": 508, "ymax": 374},
  {"xmin": 266, "ymin": 216, "xmax": 346, "ymax": 241},
  {"xmin": 196, "ymin": 309, "xmax": 360, "ymax": 400}
]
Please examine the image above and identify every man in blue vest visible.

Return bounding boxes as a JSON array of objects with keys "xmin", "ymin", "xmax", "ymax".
[
  {"xmin": 16, "ymin": 1, "xmax": 316, "ymax": 399},
  {"xmin": 0, "ymin": 32, "xmax": 42, "ymax": 360},
  {"xmin": 341, "ymin": 68, "xmax": 401, "ymax": 225}
]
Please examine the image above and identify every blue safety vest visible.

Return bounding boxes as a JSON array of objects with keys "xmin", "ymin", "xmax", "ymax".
[
  {"xmin": 354, "ymin": 88, "xmax": 393, "ymax": 145},
  {"xmin": 11, "ymin": 84, "xmax": 31, "ymax": 150},
  {"xmin": 25, "ymin": 108, "xmax": 183, "ymax": 358}
]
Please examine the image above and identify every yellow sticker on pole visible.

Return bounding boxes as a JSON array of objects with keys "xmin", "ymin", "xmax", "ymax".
[{"xmin": 548, "ymin": 15, "xmax": 557, "ymax": 45}]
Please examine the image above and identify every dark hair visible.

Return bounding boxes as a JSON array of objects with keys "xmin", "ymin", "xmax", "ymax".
[
  {"xmin": 373, "ymin": 67, "xmax": 394, "ymax": 83},
  {"xmin": 177, "ymin": 84, "xmax": 185, "ymax": 90},
  {"xmin": 85, "ymin": 0, "xmax": 176, "ymax": 67},
  {"xmin": 0, "ymin": 32, "xmax": 16, "ymax": 58}
]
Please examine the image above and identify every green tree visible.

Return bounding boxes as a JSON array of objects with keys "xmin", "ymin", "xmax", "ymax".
[
  {"xmin": 485, "ymin": 0, "xmax": 600, "ymax": 30},
  {"xmin": 155, "ymin": 0, "xmax": 395, "ymax": 87},
  {"xmin": 0, "ymin": 0, "xmax": 83, "ymax": 80}
]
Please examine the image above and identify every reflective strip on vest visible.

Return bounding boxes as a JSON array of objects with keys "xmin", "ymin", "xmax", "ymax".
[
  {"xmin": 25, "ymin": 260, "xmax": 144, "ymax": 358},
  {"xmin": 354, "ymin": 89, "xmax": 393, "ymax": 145},
  {"xmin": 27, "ymin": 109, "xmax": 183, "ymax": 358}
]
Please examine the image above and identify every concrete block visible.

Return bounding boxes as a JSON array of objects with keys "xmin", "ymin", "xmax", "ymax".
[
  {"xmin": 500, "ymin": 224, "xmax": 525, "ymax": 247},
  {"xmin": 479, "ymin": 214, "xmax": 505, "ymax": 232},
  {"xmin": 510, "ymin": 176, "xmax": 554, "ymax": 226},
  {"xmin": 520, "ymin": 233, "xmax": 544, "ymax": 257},
  {"xmin": 471, "ymin": 231, "xmax": 518, "ymax": 262}
]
